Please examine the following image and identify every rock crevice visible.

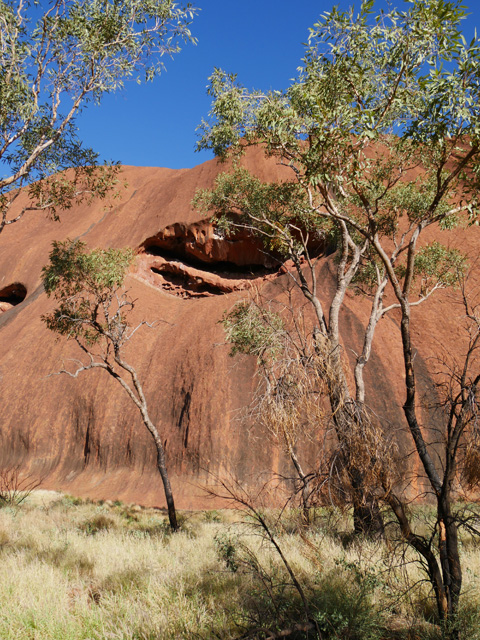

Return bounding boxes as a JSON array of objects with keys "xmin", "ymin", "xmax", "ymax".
[{"xmin": 138, "ymin": 221, "xmax": 284, "ymax": 298}]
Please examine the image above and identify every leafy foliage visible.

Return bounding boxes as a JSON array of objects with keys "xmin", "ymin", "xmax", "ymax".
[
  {"xmin": 198, "ymin": 1, "xmax": 480, "ymax": 233},
  {"xmin": 414, "ymin": 241, "xmax": 466, "ymax": 293},
  {"xmin": 222, "ymin": 301, "xmax": 284, "ymax": 360},
  {"xmin": 42, "ymin": 240, "xmax": 133, "ymax": 343},
  {"xmin": 0, "ymin": 0, "xmax": 197, "ymax": 232},
  {"xmin": 194, "ymin": 166, "xmax": 323, "ymax": 256}
]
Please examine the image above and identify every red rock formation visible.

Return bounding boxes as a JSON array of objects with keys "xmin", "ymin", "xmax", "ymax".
[{"xmin": 0, "ymin": 147, "xmax": 477, "ymax": 507}]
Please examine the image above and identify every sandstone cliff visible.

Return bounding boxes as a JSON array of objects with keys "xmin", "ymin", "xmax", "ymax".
[{"xmin": 0, "ymin": 148, "xmax": 477, "ymax": 507}]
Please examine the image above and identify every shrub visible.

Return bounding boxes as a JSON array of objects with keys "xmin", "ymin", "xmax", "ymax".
[
  {"xmin": 79, "ymin": 513, "xmax": 116, "ymax": 535},
  {"xmin": 0, "ymin": 466, "xmax": 40, "ymax": 508},
  {"xmin": 214, "ymin": 532, "xmax": 240, "ymax": 573},
  {"xmin": 312, "ymin": 566, "xmax": 384, "ymax": 640}
]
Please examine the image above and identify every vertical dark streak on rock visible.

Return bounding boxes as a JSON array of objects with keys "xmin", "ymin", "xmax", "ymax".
[
  {"xmin": 83, "ymin": 422, "xmax": 91, "ymax": 467},
  {"xmin": 178, "ymin": 391, "xmax": 191, "ymax": 448}
]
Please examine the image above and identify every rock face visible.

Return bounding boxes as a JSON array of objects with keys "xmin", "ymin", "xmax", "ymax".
[{"xmin": 0, "ymin": 147, "xmax": 478, "ymax": 507}]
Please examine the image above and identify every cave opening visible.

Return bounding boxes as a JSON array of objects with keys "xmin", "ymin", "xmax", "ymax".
[
  {"xmin": 145, "ymin": 245, "xmax": 281, "ymax": 279},
  {"xmin": 141, "ymin": 225, "xmax": 327, "ymax": 299},
  {"xmin": 0, "ymin": 283, "xmax": 27, "ymax": 306}
]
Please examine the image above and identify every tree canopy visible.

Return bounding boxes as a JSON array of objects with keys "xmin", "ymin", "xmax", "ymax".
[
  {"xmin": 42, "ymin": 239, "xmax": 133, "ymax": 343},
  {"xmin": 196, "ymin": 0, "xmax": 480, "ymax": 627},
  {"xmin": 0, "ymin": 0, "xmax": 197, "ymax": 232},
  {"xmin": 195, "ymin": 0, "xmax": 479, "ymax": 416}
]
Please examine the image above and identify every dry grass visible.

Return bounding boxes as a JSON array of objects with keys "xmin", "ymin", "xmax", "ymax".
[
  {"xmin": 0, "ymin": 493, "xmax": 246, "ymax": 639},
  {"xmin": 0, "ymin": 494, "xmax": 478, "ymax": 639}
]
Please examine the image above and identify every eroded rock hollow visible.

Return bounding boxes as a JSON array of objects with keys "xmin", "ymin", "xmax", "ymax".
[
  {"xmin": 138, "ymin": 221, "xmax": 284, "ymax": 298},
  {"xmin": 0, "ymin": 283, "xmax": 27, "ymax": 313}
]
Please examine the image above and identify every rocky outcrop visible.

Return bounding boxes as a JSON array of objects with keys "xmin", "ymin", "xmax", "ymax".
[
  {"xmin": 142, "ymin": 220, "xmax": 280, "ymax": 268},
  {"xmin": 0, "ymin": 147, "xmax": 477, "ymax": 508}
]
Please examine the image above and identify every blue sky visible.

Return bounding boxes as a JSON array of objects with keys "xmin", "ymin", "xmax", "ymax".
[{"xmin": 75, "ymin": 0, "xmax": 480, "ymax": 170}]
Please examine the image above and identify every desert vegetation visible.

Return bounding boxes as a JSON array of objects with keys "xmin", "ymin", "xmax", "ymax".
[
  {"xmin": 0, "ymin": 0, "xmax": 479, "ymax": 638},
  {"xmin": 0, "ymin": 492, "xmax": 478, "ymax": 639}
]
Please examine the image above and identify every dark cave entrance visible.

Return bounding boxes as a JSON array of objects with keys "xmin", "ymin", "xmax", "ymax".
[{"xmin": 0, "ymin": 283, "xmax": 27, "ymax": 306}]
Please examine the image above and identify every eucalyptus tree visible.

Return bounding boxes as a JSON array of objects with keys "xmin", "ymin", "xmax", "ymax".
[
  {"xmin": 195, "ymin": 0, "xmax": 480, "ymax": 627},
  {"xmin": 42, "ymin": 240, "xmax": 179, "ymax": 531},
  {"xmin": 0, "ymin": 0, "xmax": 197, "ymax": 231}
]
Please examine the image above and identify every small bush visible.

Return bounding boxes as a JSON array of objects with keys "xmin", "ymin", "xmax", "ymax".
[
  {"xmin": 128, "ymin": 517, "xmax": 170, "ymax": 538},
  {"xmin": 214, "ymin": 532, "xmax": 240, "ymax": 573},
  {"xmin": 0, "ymin": 466, "xmax": 40, "ymax": 508},
  {"xmin": 312, "ymin": 568, "xmax": 384, "ymax": 640},
  {"xmin": 115, "ymin": 505, "xmax": 140, "ymax": 524},
  {"xmin": 57, "ymin": 494, "xmax": 84, "ymax": 508},
  {"xmin": 79, "ymin": 513, "xmax": 116, "ymax": 535},
  {"xmin": 203, "ymin": 510, "xmax": 222, "ymax": 523},
  {"xmin": 410, "ymin": 597, "xmax": 480, "ymax": 640}
]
